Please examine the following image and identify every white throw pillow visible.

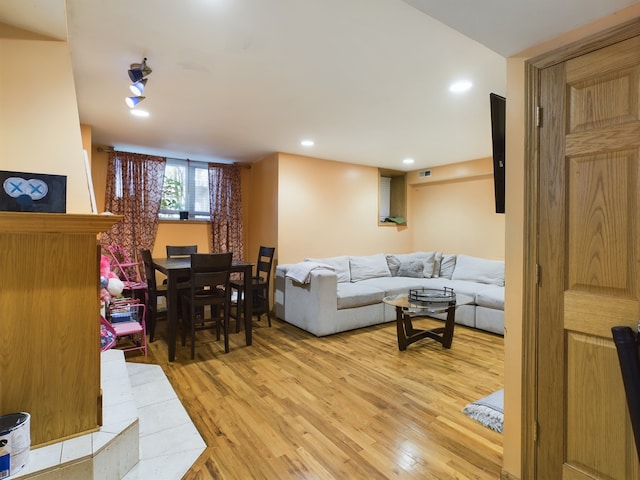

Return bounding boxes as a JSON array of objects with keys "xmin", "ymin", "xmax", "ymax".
[
  {"xmin": 433, "ymin": 252, "xmax": 443, "ymax": 277},
  {"xmin": 305, "ymin": 255, "xmax": 351, "ymax": 283},
  {"xmin": 451, "ymin": 254, "xmax": 504, "ymax": 286},
  {"xmin": 439, "ymin": 254, "xmax": 457, "ymax": 279},
  {"xmin": 350, "ymin": 254, "xmax": 391, "ymax": 282}
]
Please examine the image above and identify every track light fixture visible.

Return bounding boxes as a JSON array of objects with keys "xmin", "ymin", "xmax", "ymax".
[{"xmin": 125, "ymin": 57, "xmax": 151, "ymax": 108}]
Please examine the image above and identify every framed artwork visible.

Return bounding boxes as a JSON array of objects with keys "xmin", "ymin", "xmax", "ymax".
[{"xmin": 0, "ymin": 170, "xmax": 67, "ymax": 213}]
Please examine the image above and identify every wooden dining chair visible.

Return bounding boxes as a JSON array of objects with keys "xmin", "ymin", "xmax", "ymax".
[
  {"xmin": 230, "ymin": 245, "xmax": 275, "ymax": 330},
  {"xmin": 166, "ymin": 245, "xmax": 198, "ymax": 258},
  {"xmin": 140, "ymin": 248, "xmax": 168, "ymax": 342},
  {"xmin": 181, "ymin": 252, "xmax": 233, "ymax": 359},
  {"xmin": 165, "ymin": 245, "xmax": 198, "ymax": 285}
]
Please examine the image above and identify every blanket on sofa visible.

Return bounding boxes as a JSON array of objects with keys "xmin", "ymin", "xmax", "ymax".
[{"xmin": 286, "ymin": 261, "xmax": 335, "ymax": 284}]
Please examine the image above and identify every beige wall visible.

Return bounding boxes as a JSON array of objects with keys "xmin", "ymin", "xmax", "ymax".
[
  {"xmin": 0, "ymin": 36, "xmax": 91, "ymax": 213},
  {"xmin": 276, "ymin": 152, "xmax": 413, "ymax": 265},
  {"xmin": 408, "ymin": 157, "xmax": 505, "ymax": 260},
  {"xmin": 246, "ymin": 155, "xmax": 279, "ymax": 264}
]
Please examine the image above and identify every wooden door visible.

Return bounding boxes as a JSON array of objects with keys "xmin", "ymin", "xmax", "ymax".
[{"xmin": 537, "ymin": 35, "xmax": 640, "ymax": 479}]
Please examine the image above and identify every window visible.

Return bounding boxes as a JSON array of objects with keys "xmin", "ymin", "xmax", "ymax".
[{"xmin": 160, "ymin": 159, "xmax": 210, "ymax": 220}]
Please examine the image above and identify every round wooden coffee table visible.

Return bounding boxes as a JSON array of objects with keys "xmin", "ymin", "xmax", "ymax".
[{"xmin": 383, "ymin": 287, "xmax": 473, "ymax": 350}]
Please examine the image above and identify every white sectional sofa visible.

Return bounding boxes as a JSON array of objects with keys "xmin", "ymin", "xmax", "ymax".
[{"xmin": 275, "ymin": 252, "xmax": 505, "ymax": 337}]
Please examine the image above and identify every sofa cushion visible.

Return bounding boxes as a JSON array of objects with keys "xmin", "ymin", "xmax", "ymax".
[
  {"xmin": 336, "ymin": 282, "xmax": 386, "ymax": 309},
  {"xmin": 349, "ymin": 254, "xmax": 391, "ymax": 282},
  {"xmin": 305, "ymin": 255, "xmax": 351, "ymax": 283},
  {"xmin": 451, "ymin": 254, "xmax": 504, "ymax": 286},
  {"xmin": 358, "ymin": 276, "xmax": 430, "ymax": 297},
  {"xmin": 475, "ymin": 286, "xmax": 505, "ymax": 310}
]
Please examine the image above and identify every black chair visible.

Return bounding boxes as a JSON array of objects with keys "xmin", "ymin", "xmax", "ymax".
[
  {"xmin": 230, "ymin": 246, "xmax": 275, "ymax": 331},
  {"xmin": 182, "ymin": 252, "xmax": 233, "ymax": 359},
  {"xmin": 164, "ymin": 245, "xmax": 198, "ymax": 284},
  {"xmin": 612, "ymin": 326, "xmax": 640, "ymax": 461},
  {"xmin": 140, "ymin": 248, "xmax": 168, "ymax": 342},
  {"xmin": 166, "ymin": 245, "xmax": 198, "ymax": 258}
]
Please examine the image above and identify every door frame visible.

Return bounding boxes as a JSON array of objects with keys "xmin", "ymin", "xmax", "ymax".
[{"xmin": 522, "ymin": 17, "xmax": 640, "ymax": 479}]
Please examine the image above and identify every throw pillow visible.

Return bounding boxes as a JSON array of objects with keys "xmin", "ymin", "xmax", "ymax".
[
  {"xmin": 385, "ymin": 254, "xmax": 402, "ymax": 276},
  {"xmin": 305, "ymin": 255, "xmax": 351, "ymax": 283},
  {"xmin": 451, "ymin": 254, "xmax": 504, "ymax": 286},
  {"xmin": 349, "ymin": 254, "xmax": 391, "ymax": 282},
  {"xmin": 439, "ymin": 254, "xmax": 457, "ymax": 279},
  {"xmin": 387, "ymin": 251, "xmax": 436, "ymax": 278},
  {"xmin": 397, "ymin": 260, "xmax": 425, "ymax": 278},
  {"xmin": 432, "ymin": 252, "xmax": 443, "ymax": 277}
]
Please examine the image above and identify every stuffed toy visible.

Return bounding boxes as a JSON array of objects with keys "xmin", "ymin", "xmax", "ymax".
[{"xmin": 100, "ymin": 254, "xmax": 124, "ymax": 302}]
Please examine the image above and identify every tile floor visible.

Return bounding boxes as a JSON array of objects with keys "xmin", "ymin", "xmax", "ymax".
[
  {"xmin": 10, "ymin": 351, "xmax": 205, "ymax": 479},
  {"xmin": 122, "ymin": 361, "xmax": 205, "ymax": 479}
]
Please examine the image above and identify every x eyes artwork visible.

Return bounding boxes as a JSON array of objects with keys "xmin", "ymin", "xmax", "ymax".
[{"xmin": 0, "ymin": 170, "xmax": 66, "ymax": 213}]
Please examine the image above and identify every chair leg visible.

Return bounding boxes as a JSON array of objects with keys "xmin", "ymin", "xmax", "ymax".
[
  {"xmin": 234, "ymin": 285, "xmax": 244, "ymax": 333},
  {"xmin": 148, "ymin": 306, "xmax": 157, "ymax": 342},
  {"xmin": 223, "ymin": 305, "xmax": 230, "ymax": 353},
  {"xmin": 267, "ymin": 297, "xmax": 272, "ymax": 327},
  {"xmin": 190, "ymin": 303, "xmax": 196, "ymax": 360}
]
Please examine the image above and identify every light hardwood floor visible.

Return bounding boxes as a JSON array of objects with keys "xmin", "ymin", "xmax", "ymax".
[{"xmin": 129, "ymin": 315, "xmax": 504, "ymax": 479}]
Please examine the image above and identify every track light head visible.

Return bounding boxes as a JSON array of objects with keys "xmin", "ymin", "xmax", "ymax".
[
  {"xmin": 125, "ymin": 96, "xmax": 145, "ymax": 108},
  {"xmin": 129, "ymin": 78, "xmax": 147, "ymax": 96}
]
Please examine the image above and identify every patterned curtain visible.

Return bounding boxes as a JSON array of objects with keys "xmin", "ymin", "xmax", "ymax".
[
  {"xmin": 100, "ymin": 151, "xmax": 166, "ymax": 263},
  {"xmin": 208, "ymin": 163, "xmax": 244, "ymax": 259}
]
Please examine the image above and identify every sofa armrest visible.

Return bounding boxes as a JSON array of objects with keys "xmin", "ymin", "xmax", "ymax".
[
  {"xmin": 284, "ymin": 270, "xmax": 339, "ymax": 336},
  {"xmin": 275, "ymin": 264, "xmax": 295, "ymax": 320}
]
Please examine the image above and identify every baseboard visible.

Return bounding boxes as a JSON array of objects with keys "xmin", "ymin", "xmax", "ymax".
[{"xmin": 501, "ymin": 468, "xmax": 520, "ymax": 480}]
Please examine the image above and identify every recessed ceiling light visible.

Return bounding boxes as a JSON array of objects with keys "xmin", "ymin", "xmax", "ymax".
[
  {"xmin": 301, "ymin": 139, "xmax": 314, "ymax": 147},
  {"xmin": 449, "ymin": 80, "xmax": 473, "ymax": 93},
  {"xmin": 403, "ymin": 158, "xmax": 415, "ymax": 165},
  {"xmin": 130, "ymin": 109, "xmax": 149, "ymax": 117}
]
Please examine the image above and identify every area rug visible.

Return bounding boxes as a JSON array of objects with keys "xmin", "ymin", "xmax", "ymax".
[{"xmin": 462, "ymin": 389, "xmax": 504, "ymax": 433}]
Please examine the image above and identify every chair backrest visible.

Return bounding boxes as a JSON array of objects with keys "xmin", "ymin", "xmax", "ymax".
[
  {"xmin": 191, "ymin": 252, "xmax": 233, "ymax": 293},
  {"xmin": 256, "ymin": 246, "xmax": 276, "ymax": 283},
  {"xmin": 167, "ymin": 245, "xmax": 198, "ymax": 258},
  {"xmin": 139, "ymin": 248, "xmax": 157, "ymax": 290},
  {"xmin": 612, "ymin": 326, "xmax": 640, "ymax": 461}
]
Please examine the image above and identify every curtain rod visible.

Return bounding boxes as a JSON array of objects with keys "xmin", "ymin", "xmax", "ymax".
[{"xmin": 95, "ymin": 146, "xmax": 250, "ymax": 168}]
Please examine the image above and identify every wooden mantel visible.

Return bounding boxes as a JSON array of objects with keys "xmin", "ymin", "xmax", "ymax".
[
  {"xmin": 0, "ymin": 212, "xmax": 121, "ymax": 447},
  {"xmin": 0, "ymin": 211, "xmax": 121, "ymax": 234}
]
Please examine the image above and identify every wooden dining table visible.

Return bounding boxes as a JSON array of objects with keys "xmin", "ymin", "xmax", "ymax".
[{"xmin": 153, "ymin": 256, "xmax": 254, "ymax": 361}]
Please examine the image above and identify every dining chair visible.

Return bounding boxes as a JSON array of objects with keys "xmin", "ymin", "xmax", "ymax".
[
  {"xmin": 181, "ymin": 252, "xmax": 233, "ymax": 359},
  {"xmin": 164, "ymin": 245, "xmax": 198, "ymax": 285},
  {"xmin": 140, "ymin": 248, "xmax": 168, "ymax": 342},
  {"xmin": 166, "ymin": 245, "xmax": 198, "ymax": 258},
  {"xmin": 230, "ymin": 245, "xmax": 276, "ymax": 330}
]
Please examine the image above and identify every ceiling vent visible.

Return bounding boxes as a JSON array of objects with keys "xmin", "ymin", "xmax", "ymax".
[{"xmin": 418, "ymin": 170, "xmax": 431, "ymax": 178}]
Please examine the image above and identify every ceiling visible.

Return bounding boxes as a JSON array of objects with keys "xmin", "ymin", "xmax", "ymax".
[{"xmin": 1, "ymin": 0, "xmax": 638, "ymax": 170}]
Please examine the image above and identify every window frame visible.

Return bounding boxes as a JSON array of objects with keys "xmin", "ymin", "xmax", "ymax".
[{"xmin": 159, "ymin": 158, "xmax": 210, "ymax": 220}]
